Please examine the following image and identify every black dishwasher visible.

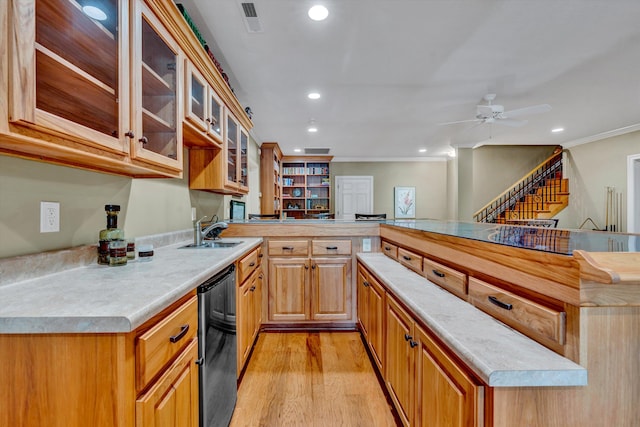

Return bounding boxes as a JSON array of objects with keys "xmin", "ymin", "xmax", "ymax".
[{"xmin": 197, "ymin": 264, "xmax": 237, "ymax": 427}]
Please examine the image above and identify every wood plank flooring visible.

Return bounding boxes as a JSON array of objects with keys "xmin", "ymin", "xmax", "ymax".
[{"xmin": 230, "ymin": 332, "xmax": 399, "ymax": 427}]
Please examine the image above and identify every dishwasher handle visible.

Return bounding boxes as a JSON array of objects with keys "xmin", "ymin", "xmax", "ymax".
[{"xmin": 198, "ymin": 264, "xmax": 236, "ymax": 293}]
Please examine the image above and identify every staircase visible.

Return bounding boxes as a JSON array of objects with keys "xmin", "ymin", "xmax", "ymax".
[{"xmin": 473, "ymin": 148, "xmax": 569, "ymax": 226}]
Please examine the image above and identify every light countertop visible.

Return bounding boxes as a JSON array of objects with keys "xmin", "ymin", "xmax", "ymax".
[
  {"xmin": 357, "ymin": 252, "xmax": 587, "ymax": 388},
  {"xmin": 0, "ymin": 238, "xmax": 262, "ymax": 334}
]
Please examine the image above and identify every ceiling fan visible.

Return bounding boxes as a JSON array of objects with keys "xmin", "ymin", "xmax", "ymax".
[{"xmin": 440, "ymin": 94, "xmax": 552, "ymax": 127}]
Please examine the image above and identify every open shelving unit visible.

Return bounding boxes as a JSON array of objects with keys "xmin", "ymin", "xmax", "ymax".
[{"xmin": 281, "ymin": 156, "xmax": 332, "ymax": 219}]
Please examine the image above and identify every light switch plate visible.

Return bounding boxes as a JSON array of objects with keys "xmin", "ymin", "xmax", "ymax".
[
  {"xmin": 40, "ymin": 201, "xmax": 60, "ymax": 233},
  {"xmin": 362, "ymin": 238, "xmax": 371, "ymax": 252}
]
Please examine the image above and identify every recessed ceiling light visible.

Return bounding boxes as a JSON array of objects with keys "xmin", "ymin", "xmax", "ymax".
[
  {"xmin": 551, "ymin": 127, "xmax": 564, "ymax": 133},
  {"xmin": 82, "ymin": 5, "xmax": 107, "ymax": 21},
  {"xmin": 418, "ymin": 148, "xmax": 427, "ymax": 153},
  {"xmin": 294, "ymin": 148, "xmax": 302, "ymax": 153},
  {"xmin": 308, "ymin": 126, "xmax": 318, "ymax": 133},
  {"xmin": 308, "ymin": 92, "xmax": 321, "ymax": 100},
  {"xmin": 308, "ymin": 5, "xmax": 329, "ymax": 21}
]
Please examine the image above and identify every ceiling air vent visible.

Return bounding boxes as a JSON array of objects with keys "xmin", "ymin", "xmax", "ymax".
[
  {"xmin": 240, "ymin": 3, "xmax": 263, "ymax": 33},
  {"xmin": 305, "ymin": 148, "xmax": 331, "ymax": 155}
]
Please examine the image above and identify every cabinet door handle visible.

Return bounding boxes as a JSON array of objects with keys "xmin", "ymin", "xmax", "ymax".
[
  {"xmin": 410, "ymin": 340, "xmax": 418, "ymax": 348},
  {"xmin": 125, "ymin": 130, "xmax": 135, "ymax": 138},
  {"xmin": 304, "ymin": 264, "xmax": 309, "ymax": 270},
  {"xmin": 363, "ymin": 281, "xmax": 370, "ymax": 287},
  {"xmin": 249, "ymin": 262, "xmax": 256, "ymax": 267},
  {"xmin": 403, "ymin": 255, "xmax": 411, "ymax": 261},
  {"xmin": 488, "ymin": 296, "xmax": 513, "ymax": 311},
  {"xmin": 169, "ymin": 324, "xmax": 190, "ymax": 343},
  {"xmin": 139, "ymin": 136, "xmax": 149, "ymax": 145},
  {"xmin": 258, "ymin": 253, "xmax": 264, "ymax": 258},
  {"xmin": 326, "ymin": 246, "xmax": 338, "ymax": 250},
  {"xmin": 432, "ymin": 269, "xmax": 445, "ymax": 278},
  {"xmin": 404, "ymin": 333, "xmax": 412, "ymax": 341},
  {"xmin": 250, "ymin": 286, "xmax": 256, "ymax": 291},
  {"xmin": 312, "ymin": 264, "xmax": 316, "ymax": 269}
]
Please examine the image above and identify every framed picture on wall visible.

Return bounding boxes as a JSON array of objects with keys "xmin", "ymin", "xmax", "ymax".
[{"xmin": 394, "ymin": 187, "xmax": 415, "ymax": 219}]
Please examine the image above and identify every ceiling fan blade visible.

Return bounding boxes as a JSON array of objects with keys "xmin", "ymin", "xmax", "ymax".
[
  {"xmin": 495, "ymin": 118, "xmax": 528, "ymax": 127},
  {"xmin": 438, "ymin": 118, "xmax": 482, "ymax": 126},
  {"xmin": 502, "ymin": 104, "xmax": 551, "ymax": 118}
]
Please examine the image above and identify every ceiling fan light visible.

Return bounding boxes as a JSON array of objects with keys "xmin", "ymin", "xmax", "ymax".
[{"xmin": 308, "ymin": 5, "xmax": 329, "ymax": 21}]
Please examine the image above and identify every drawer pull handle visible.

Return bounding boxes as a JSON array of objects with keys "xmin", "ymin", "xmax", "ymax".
[
  {"xmin": 282, "ymin": 246, "xmax": 294, "ymax": 251},
  {"xmin": 432, "ymin": 269, "xmax": 445, "ymax": 278},
  {"xmin": 326, "ymin": 246, "xmax": 338, "ymax": 250},
  {"xmin": 404, "ymin": 333, "xmax": 412, "ymax": 341},
  {"xmin": 488, "ymin": 296, "xmax": 513, "ymax": 311},
  {"xmin": 169, "ymin": 324, "xmax": 190, "ymax": 343},
  {"xmin": 384, "ymin": 246, "xmax": 391, "ymax": 251},
  {"xmin": 249, "ymin": 262, "xmax": 256, "ymax": 267},
  {"xmin": 403, "ymin": 255, "xmax": 411, "ymax": 261}
]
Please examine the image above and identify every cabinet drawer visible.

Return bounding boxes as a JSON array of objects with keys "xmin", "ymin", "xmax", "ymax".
[
  {"xmin": 381, "ymin": 241, "xmax": 398, "ymax": 259},
  {"xmin": 423, "ymin": 259, "xmax": 467, "ymax": 299},
  {"xmin": 468, "ymin": 278, "xmax": 566, "ymax": 346},
  {"xmin": 136, "ymin": 296, "xmax": 198, "ymax": 390},
  {"xmin": 398, "ymin": 247, "xmax": 422, "ymax": 273},
  {"xmin": 268, "ymin": 240, "xmax": 309, "ymax": 256},
  {"xmin": 312, "ymin": 239, "xmax": 352, "ymax": 255},
  {"xmin": 238, "ymin": 248, "xmax": 259, "ymax": 284}
]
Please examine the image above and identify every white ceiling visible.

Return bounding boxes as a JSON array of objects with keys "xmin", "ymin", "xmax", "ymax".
[{"xmin": 180, "ymin": 0, "xmax": 640, "ymax": 160}]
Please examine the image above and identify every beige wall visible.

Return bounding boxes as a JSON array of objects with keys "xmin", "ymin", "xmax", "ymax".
[
  {"xmin": 555, "ymin": 131, "xmax": 640, "ymax": 231},
  {"xmin": 330, "ymin": 161, "xmax": 448, "ymax": 219},
  {"xmin": 0, "ymin": 139, "xmax": 261, "ymax": 258}
]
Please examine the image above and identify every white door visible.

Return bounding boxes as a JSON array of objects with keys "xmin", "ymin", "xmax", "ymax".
[
  {"xmin": 335, "ymin": 176, "xmax": 374, "ymax": 220},
  {"xmin": 628, "ymin": 154, "xmax": 640, "ymax": 234}
]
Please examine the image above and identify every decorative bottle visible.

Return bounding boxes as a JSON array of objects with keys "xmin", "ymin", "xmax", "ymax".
[{"xmin": 98, "ymin": 205, "xmax": 125, "ymax": 265}]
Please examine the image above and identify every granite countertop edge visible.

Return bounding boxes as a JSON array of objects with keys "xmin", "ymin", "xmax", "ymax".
[
  {"xmin": 0, "ymin": 238, "xmax": 263, "ymax": 334},
  {"xmin": 357, "ymin": 252, "xmax": 587, "ymax": 388}
]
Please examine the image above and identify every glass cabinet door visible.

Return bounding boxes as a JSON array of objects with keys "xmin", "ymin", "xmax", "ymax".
[
  {"xmin": 207, "ymin": 90, "xmax": 224, "ymax": 142},
  {"xmin": 226, "ymin": 113, "xmax": 239, "ymax": 186},
  {"xmin": 185, "ymin": 62, "xmax": 207, "ymax": 131},
  {"xmin": 13, "ymin": 0, "xmax": 126, "ymax": 153},
  {"xmin": 131, "ymin": 1, "xmax": 182, "ymax": 170},
  {"xmin": 239, "ymin": 128, "xmax": 249, "ymax": 189}
]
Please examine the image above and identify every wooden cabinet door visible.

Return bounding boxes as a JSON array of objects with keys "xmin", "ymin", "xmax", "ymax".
[
  {"xmin": 268, "ymin": 257, "xmax": 309, "ymax": 321},
  {"xmin": 310, "ymin": 257, "xmax": 352, "ymax": 321},
  {"xmin": 252, "ymin": 269, "xmax": 263, "ymax": 337},
  {"xmin": 386, "ymin": 295, "xmax": 415, "ymax": 427},
  {"xmin": 130, "ymin": 0, "xmax": 182, "ymax": 172},
  {"xmin": 357, "ymin": 266, "xmax": 370, "ymax": 336},
  {"xmin": 415, "ymin": 325, "xmax": 483, "ymax": 427},
  {"xmin": 367, "ymin": 272, "xmax": 386, "ymax": 372},
  {"xmin": 237, "ymin": 276, "xmax": 254, "ymax": 373},
  {"xmin": 136, "ymin": 339, "xmax": 199, "ymax": 427}
]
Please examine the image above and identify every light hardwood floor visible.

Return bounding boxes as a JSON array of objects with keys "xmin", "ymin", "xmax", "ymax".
[{"xmin": 230, "ymin": 332, "xmax": 399, "ymax": 427}]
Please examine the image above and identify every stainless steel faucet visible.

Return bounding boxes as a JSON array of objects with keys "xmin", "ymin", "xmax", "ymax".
[{"xmin": 193, "ymin": 216, "xmax": 229, "ymax": 246}]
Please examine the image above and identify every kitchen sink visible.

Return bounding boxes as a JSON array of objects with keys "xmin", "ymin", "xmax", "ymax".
[{"xmin": 180, "ymin": 241, "xmax": 243, "ymax": 249}]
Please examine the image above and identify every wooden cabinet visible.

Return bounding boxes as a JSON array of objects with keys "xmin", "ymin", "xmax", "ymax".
[
  {"xmin": 183, "ymin": 60, "xmax": 223, "ymax": 148},
  {"xmin": 267, "ymin": 239, "xmax": 352, "ymax": 323},
  {"xmin": 357, "ymin": 264, "xmax": 386, "ymax": 372},
  {"xmin": 385, "ymin": 294, "xmax": 482, "ymax": 427},
  {"xmin": 259, "ymin": 142, "xmax": 283, "ymax": 216},
  {"xmin": 4, "ymin": 0, "xmax": 183, "ymax": 177},
  {"xmin": 281, "ymin": 156, "xmax": 332, "ymax": 219},
  {"xmin": 237, "ymin": 246, "xmax": 263, "ymax": 373},
  {"xmin": 0, "ymin": 292, "xmax": 198, "ymax": 427},
  {"xmin": 188, "ymin": 112, "xmax": 249, "ymax": 195},
  {"xmin": 136, "ymin": 339, "xmax": 199, "ymax": 427}
]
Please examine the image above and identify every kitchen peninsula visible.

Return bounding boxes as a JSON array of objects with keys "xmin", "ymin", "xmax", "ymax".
[{"xmin": 1, "ymin": 220, "xmax": 638, "ymax": 426}]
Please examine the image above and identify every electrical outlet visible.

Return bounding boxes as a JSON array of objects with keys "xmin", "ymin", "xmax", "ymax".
[
  {"xmin": 362, "ymin": 238, "xmax": 371, "ymax": 252},
  {"xmin": 40, "ymin": 201, "xmax": 60, "ymax": 233}
]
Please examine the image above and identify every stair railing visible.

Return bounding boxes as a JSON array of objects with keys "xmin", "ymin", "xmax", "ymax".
[{"xmin": 474, "ymin": 149, "xmax": 563, "ymax": 223}]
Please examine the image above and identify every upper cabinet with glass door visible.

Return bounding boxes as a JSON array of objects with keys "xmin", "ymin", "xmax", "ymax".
[
  {"xmin": 130, "ymin": 1, "xmax": 182, "ymax": 172},
  {"xmin": 8, "ymin": 0, "xmax": 127, "ymax": 154},
  {"xmin": 183, "ymin": 60, "xmax": 224, "ymax": 148}
]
